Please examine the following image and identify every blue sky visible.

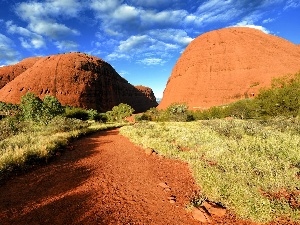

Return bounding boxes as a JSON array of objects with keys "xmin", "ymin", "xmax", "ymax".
[{"xmin": 0, "ymin": 0, "xmax": 299, "ymax": 98}]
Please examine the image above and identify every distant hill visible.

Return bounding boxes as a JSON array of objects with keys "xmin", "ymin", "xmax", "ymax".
[
  {"xmin": 0, "ymin": 52, "xmax": 158, "ymax": 113},
  {"xmin": 158, "ymin": 27, "xmax": 300, "ymax": 110}
]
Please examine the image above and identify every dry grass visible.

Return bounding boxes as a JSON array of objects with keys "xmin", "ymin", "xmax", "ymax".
[
  {"xmin": 120, "ymin": 118, "xmax": 300, "ymax": 223},
  {"xmin": 0, "ymin": 117, "xmax": 124, "ymax": 175}
]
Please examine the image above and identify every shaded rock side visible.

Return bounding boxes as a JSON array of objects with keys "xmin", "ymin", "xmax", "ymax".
[
  {"xmin": 0, "ymin": 52, "xmax": 157, "ymax": 113},
  {"xmin": 0, "ymin": 57, "xmax": 42, "ymax": 89},
  {"xmin": 134, "ymin": 85, "xmax": 157, "ymax": 110},
  {"xmin": 158, "ymin": 27, "xmax": 300, "ymax": 110}
]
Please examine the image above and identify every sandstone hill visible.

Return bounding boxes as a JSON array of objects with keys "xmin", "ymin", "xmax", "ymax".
[
  {"xmin": 0, "ymin": 57, "xmax": 42, "ymax": 89},
  {"xmin": 0, "ymin": 52, "xmax": 157, "ymax": 113},
  {"xmin": 158, "ymin": 27, "xmax": 300, "ymax": 110}
]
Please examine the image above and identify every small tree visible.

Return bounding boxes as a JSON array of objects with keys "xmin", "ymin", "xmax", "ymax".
[
  {"xmin": 256, "ymin": 73, "xmax": 300, "ymax": 117},
  {"xmin": 42, "ymin": 95, "xmax": 64, "ymax": 121},
  {"xmin": 164, "ymin": 103, "xmax": 191, "ymax": 122},
  {"xmin": 20, "ymin": 92, "xmax": 43, "ymax": 122},
  {"xmin": 20, "ymin": 93, "xmax": 64, "ymax": 123},
  {"xmin": 106, "ymin": 103, "xmax": 134, "ymax": 122}
]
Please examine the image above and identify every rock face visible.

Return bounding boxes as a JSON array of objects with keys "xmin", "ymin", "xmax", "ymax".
[
  {"xmin": 0, "ymin": 53, "xmax": 157, "ymax": 112},
  {"xmin": 134, "ymin": 85, "xmax": 157, "ymax": 110},
  {"xmin": 0, "ymin": 57, "xmax": 42, "ymax": 89},
  {"xmin": 158, "ymin": 27, "xmax": 300, "ymax": 110}
]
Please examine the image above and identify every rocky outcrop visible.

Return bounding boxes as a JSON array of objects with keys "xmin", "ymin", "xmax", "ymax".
[
  {"xmin": 0, "ymin": 52, "xmax": 157, "ymax": 112},
  {"xmin": 158, "ymin": 27, "xmax": 300, "ymax": 110},
  {"xmin": 133, "ymin": 85, "xmax": 157, "ymax": 110},
  {"xmin": 0, "ymin": 57, "xmax": 42, "ymax": 89}
]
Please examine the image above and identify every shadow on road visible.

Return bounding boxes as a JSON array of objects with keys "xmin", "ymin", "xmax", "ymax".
[{"xmin": 0, "ymin": 130, "xmax": 115, "ymax": 225}]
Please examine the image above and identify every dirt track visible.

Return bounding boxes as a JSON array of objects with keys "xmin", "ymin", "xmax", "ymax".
[
  {"xmin": 0, "ymin": 129, "xmax": 295, "ymax": 225},
  {"xmin": 0, "ymin": 129, "xmax": 203, "ymax": 224}
]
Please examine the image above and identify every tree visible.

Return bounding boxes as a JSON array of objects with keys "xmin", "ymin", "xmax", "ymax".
[
  {"xmin": 20, "ymin": 93, "xmax": 64, "ymax": 123},
  {"xmin": 106, "ymin": 103, "xmax": 134, "ymax": 122},
  {"xmin": 20, "ymin": 92, "xmax": 43, "ymax": 122},
  {"xmin": 164, "ymin": 103, "xmax": 192, "ymax": 121},
  {"xmin": 42, "ymin": 95, "xmax": 64, "ymax": 121}
]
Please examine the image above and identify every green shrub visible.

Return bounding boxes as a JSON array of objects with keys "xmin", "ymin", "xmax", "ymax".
[
  {"xmin": 46, "ymin": 116, "xmax": 90, "ymax": 133},
  {"xmin": 97, "ymin": 113, "xmax": 108, "ymax": 123},
  {"xmin": 190, "ymin": 106, "xmax": 226, "ymax": 120},
  {"xmin": 0, "ymin": 117, "xmax": 25, "ymax": 141},
  {"xmin": 0, "ymin": 102, "xmax": 19, "ymax": 118},
  {"xmin": 64, "ymin": 107, "xmax": 89, "ymax": 120},
  {"xmin": 20, "ymin": 92, "xmax": 44, "ymax": 122},
  {"xmin": 87, "ymin": 109, "xmax": 98, "ymax": 120},
  {"xmin": 225, "ymin": 99, "xmax": 259, "ymax": 119},
  {"xmin": 106, "ymin": 103, "xmax": 134, "ymax": 122},
  {"xmin": 159, "ymin": 103, "xmax": 193, "ymax": 122},
  {"xmin": 256, "ymin": 73, "xmax": 300, "ymax": 117},
  {"xmin": 42, "ymin": 95, "xmax": 64, "ymax": 122},
  {"xmin": 19, "ymin": 93, "xmax": 65, "ymax": 123}
]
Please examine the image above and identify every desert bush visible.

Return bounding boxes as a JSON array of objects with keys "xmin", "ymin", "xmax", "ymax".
[
  {"xmin": 19, "ymin": 93, "xmax": 64, "ymax": 123},
  {"xmin": 45, "ymin": 116, "xmax": 89, "ymax": 133},
  {"xmin": 256, "ymin": 72, "xmax": 300, "ymax": 117},
  {"xmin": 64, "ymin": 106, "xmax": 89, "ymax": 120},
  {"xmin": 135, "ymin": 113, "xmax": 151, "ymax": 121},
  {"xmin": 19, "ymin": 92, "xmax": 44, "ymax": 122},
  {"xmin": 86, "ymin": 109, "xmax": 98, "ymax": 120},
  {"xmin": 41, "ymin": 95, "xmax": 64, "ymax": 122},
  {"xmin": 224, "ymin": 99, "xmax": 259, "ymax": 119},
  {"xmin": 106, "ymin": 103, "xmax": 134, "ymax": 122},
  {"xmin": 64, "ymin": 107, "xmax": 105, "ymax": 121},
  {"xmin": 192, "ymin": 106, "xmax": 226, "ymax": 120},
  {"xmin": 159, "ymin": 103, "xmax": 194, "ymax": 122},
  {"xmin": 0, "ymin": 102, "xmax": 19, "ymax": 118},
  {"xmin": 0, "ymin": 116, "xmax": 26, "ymax": 141}
]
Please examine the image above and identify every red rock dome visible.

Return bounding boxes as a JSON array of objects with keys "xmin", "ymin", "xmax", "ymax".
[
  {"xmin": 158, "ymin": 27, "xmax": 300, "ymax": 110},
  {"xmin": 0, "ymin": 57, "xmax": 42, "ymax": 89},
  {"xmin": 0, "ymin": 52, "xmax": 157, "ymax": 112}
]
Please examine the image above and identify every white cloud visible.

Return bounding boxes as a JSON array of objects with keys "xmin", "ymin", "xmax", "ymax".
[
  {"xmin": 262, "ymin": 18, "xmax": 275, "ymax": 24},
  {"xmin": 16, "ymin": 0, "xmax": 82, "ymax": 20},
  {"xmin": 148, "ymin": 29, "xmax": 193, "ymax": 46},
  {"xmin": 194, "ymin": 0, "xmax": 239, "ymax": 23},
  {"xmin": 137, "ymin": 57, "xmax": 166, "ymax": 66},
  {"xmin": 90, "ymin": 0, "xmax": 121, "ymax": 13},
  {"xmin": 284, "ymin": 0, "xmax": 300, "ymax": 10},
  {"xmin": 141, "ymin": 10, "xmax": 188, "ymax": 25},
  {"xmin": 55, "ymin": 40, "xmax": 78, "ymax": 51},
  {"xmin": 88, "ymin": 0, "xmax": 294, "ymax": 69},
  {"xmin": 112, "ymin": 4, "xmax": 140, "ymax": 20},
  {"xmin": 106, "ymin": 52, "xmax": 130, "ymax": 61},
  {"xmin": 233, "ymin": 21, "xmax": 270, "ymax": 34},
  {"xmin": 6, "ymin": 21, "xmax": 46, "ymax": 49},
  {"xmin": 118, "ymin": 35, "xmax": 150, "ymax": 52},
  {"xmin": 28, "ymin": 21, "xmax": 80, "ymax": 39},
  {"xmin": 128, "ymin": 0, "xmax": 177, "ymax": 8},
  {"xmin": 15, "ymin": 0, "xmax": 81, "ymax": 42},
  {"xmin": 118, "ymin": 70, "xmax": 128, "ymax": 78},
  {"xmin": 0, "ymin": 34, "xmax": 19, "ymax": 64},
  {"xmin": 48, "ymin": 0, "xmax": 82, "ymax": 17}
]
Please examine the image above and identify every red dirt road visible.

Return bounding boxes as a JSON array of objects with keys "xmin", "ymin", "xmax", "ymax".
[
  {"xmin": 0, "ymin": 130, "xmax": 201, "ymax": 224},
  {"xmin": 0, "ymin": 129, "xmax": 295, "ymax": 224}
]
